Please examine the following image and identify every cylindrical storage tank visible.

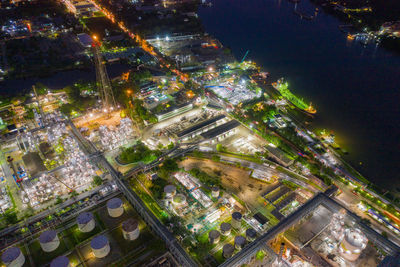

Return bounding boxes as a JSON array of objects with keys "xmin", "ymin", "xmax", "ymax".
[
  {"xmin": 77, "ymin": 212, "xmax": 95, "ymax": 233},
  {"xmin": 231, "ymin": 212, "xmax": 242, "ymax": 229},
  {"xmin": 246, "ymin": 228, "xmax": 257, "ymax": 242},
  {"xmin": 211, "ymin": 186, "xmax": 220, "ymax": 198},
  {"xmin": 122, "ymin": 218, "xmax": 140, "ymax": 241},
  {"xmin": 91, "ymin": 235, "xmax": 110, "ymax": 258},
  {"xmin": 1, "ymin": 247, "xmax": 25, "ymax": 267},
  {"xmin": 107, "ymin": 198, "xmax": 124, "ymax": 218},
  {"xmin": 164, "ymin": 185, "xmax": 176, "ymax": 198},
  {"xmin": 50, "ymin": 256, "xmax": 70, "ymax": 267},
  {"xmin": 220, "ymin": 223, "xmax": 232, "ymax": 236},
  {"xmin": 223, "ymin": 244, "xmax": 234, "ymax": 258},
  {"xmin": 339, "ymin": 228, "xmax": 368, "ymax": 261},
  {"xmin": 208, "ymin": 230, "xmax": 221, "ymax": 244},
  {"xmin": 172, "ymin": 194, "xmax": 187, "ymax": 208},
  {"xmin": 234, "ymin": 236, "xmax": 246, "ymax": 250},
  {"xmin": 39, "ymin": 230, "xmax": 60, "ymax": 252}
]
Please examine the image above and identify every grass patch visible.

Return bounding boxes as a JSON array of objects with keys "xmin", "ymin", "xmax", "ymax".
[
  {"xmin": 28, "ymin": 238, "xmax": 69, "ymax": 266},
  {"xmin": 65, "ymin": 224, "xmax": 102, "ymax": 245},
  {"xmin": 109, "ymin": 226, "xmax": 153, "ymax": 254}
]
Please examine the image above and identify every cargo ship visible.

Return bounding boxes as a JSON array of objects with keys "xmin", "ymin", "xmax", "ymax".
[{"xmin": 272, "ymin": 78, "xmax": 316, "ymax": 115}]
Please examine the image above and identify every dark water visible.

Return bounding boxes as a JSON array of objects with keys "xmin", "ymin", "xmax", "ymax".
[
  {"xmin": 198, "ymin": 0, "xmax": 400, "ymax": 191},
  {"xmin": 0, "ymin": 63, "xmax": 130, "ymax": 96}
]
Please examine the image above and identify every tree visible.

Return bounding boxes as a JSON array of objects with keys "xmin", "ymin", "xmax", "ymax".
[
  {"xmin": 92, "ymin": 176, "xmax": 103, "ymax": 187},
  {"xmin": 55, "ymin": 196, "xmax": 63, "ymax": 205},
  {"xmin": 4, "ymin": 211, "xmax": 18, "ymax": 224},
  {"xmin": 167, "ymin": 142, "xmax": 175, "ymax": 150},
  {"xmin": 211, "ymin": 155, "xmax": 220, "ymax": 162}
]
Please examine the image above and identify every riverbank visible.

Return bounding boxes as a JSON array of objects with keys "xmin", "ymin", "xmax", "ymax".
[{"xmin": 198, "ymin": 0, "xmax": 400, "ymax": 194}]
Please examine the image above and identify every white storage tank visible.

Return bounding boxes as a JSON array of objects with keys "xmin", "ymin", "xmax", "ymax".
[
  {"xmin": 208, "ymin": 230, "xmax": 221, "ymax": 244},
  {"xmin": 91, "ymin": 235, "xmax": 110, "ymax": 258},
  {"xmin": 164, "ymin": 185, "xmax": 176, "ymax": 198},
  {"xmin": 211, "ymin": 186, "xmax": 220, "ymax": 198},
  {"xmin": 122, "ymin": 218, "xmax": 140, "ymax": 241},
  {"xmin": 172, "ymin": 194, "xmax": 187, "ymax": 208},
  {"xmin": 77, "ymin": 212, "xmax": 95, "ymax": 233},
  {"xmin": 220, "ymin": 223, "xmax": 232, "ymax": 236},
  {"xmin": 234, "ymin": 236, "xmax": 246, "ymax": 250},
  {"xmin": 223, "ymin": 244, "xmax": 234, "ymax": 258},
  {"xmin": 39, "ymin": 230, "xmax": 60, "ymax": 252},
  {"xmin": 107, "ymin": 198, "xmax": 124, "ymax": 218},
  {"xmin": 339, "ymin": 228, "xmax": 368, "ymax": 261},
  {"xmin": 50, "ymin": 256, "xmax": 70, "ymax": 267},
  {"xmin": 245, "ymin": 228, "xmax": 257, "ymax": 242},
  {"xmin": 231, "ymin": 212, "xmax": 242, "ymax": 229},
  {"xmin": 1, "ymin": 247, "xmax": 25, "ymax": 267}
]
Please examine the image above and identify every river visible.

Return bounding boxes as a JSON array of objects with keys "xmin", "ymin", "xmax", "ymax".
[
  {"xmin": 0, "ymin": 63, "xmax": 130, "ymax": 95},
  {"xmin": 198, "ymin": 0, "xmax": 400, "ymax": 193}
]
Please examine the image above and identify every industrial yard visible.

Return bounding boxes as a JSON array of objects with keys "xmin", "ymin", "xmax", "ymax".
[{"xmin": 0, "ymin": 194, "xmax": 166, "ymax": 266}]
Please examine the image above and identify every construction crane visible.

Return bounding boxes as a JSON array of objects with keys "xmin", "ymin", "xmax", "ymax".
[
  {"xmin": 92, "ymin": 35, "xmax": 116, "ymax": 112},
  {"xmin": 240, "ymin": 50, "xmax": 249, "ymax": 63}
]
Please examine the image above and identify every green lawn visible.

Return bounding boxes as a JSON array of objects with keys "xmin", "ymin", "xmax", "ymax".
[
  {"xmin": 65, "ymin": 224, "xmax": 102, "ymax": 246},
  {"xmin": 28, "ymin": 237, "xmax": 70, "ymax": 266}
]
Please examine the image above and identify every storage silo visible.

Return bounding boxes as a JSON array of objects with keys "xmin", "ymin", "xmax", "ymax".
[
  {"xmin": 223, "ymin": 244, "xmax": 234, "ymax": 258},
  {"xmin": 107, "ymin": 198, "xmax": 124, "ymax": 218},
  {"xmin": 39, "ymin": 230, "xmax": 60, "ymax": 252},
  {"xmin": 220, "ymin": 223, "xmax": 232, "ymax": 236},
  {"xmin": 172, "ymin": 194, "xmax": 187, "ymax": 208},
  {"xmin": 211, "ymin": 186, "xmax": 220, "ymax": 198},
  {"xmin": 231, "ymin": 212, "xmax": 242, "ymax": 229},
  {"xmin": 50, "ymin": 256, "xmax": 70, "ymax": 267},
  {"xmin": 339, "ymin": 228, "xmax": 368, "ymax": 261},
  {"xmin": 122, "ymin": 218, "xmax": 140, "ymax": 241},
  {"xmin": 245, "ymin": 228, "xmax": 257, "ymax": 242},
  {"xmin": 1, "ymin": 247, "xmax": 25, "ymax": 267},
  {"xmin": 234, "ymin": 236, "xmax": 246, "ymax": 250},
  {"xmin": 208, "ymin": 230, "xmax": 221, "ymax": 244},
  {"xmin": 164, "ymin": 185, "xmax": 176, "ymax": 198},
  {"xmin": 91, "ymin": 235, "xmax": 110, "ymax": 258},
  {"xmin": 77, "ymin": 212, "xmax": 95, "ymax": 233}
]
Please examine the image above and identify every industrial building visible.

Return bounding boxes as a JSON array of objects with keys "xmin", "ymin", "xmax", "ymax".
[
  {"xmin": 219, "ymin": 191, "xmax": 400, "ymax": 267},
  {"xmin": 200, "ymin": 120, "xmax": 240, "ymax": 143},
  {"xmin": 176, "ymin": 114, "xmax": 226, "ymax": 141}
]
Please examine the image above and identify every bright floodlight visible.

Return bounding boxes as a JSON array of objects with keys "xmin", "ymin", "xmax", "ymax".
[
  {"xmin": 103, "ymin": 109, "xmax": 107, "ymax": 113},
  {"xmin": 89, "ymin": 113, "xmax": 93, "ymax": 117},
  {"xmin": 166, "ymin": 35, "xmax": 169, "ymax": 41},
  {"xmin": 208, "ymin": 67, "xmax": 213, "ymax": 72}
]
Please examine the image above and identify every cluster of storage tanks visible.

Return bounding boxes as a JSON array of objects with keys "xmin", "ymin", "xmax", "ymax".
[
  {"xmin": 0, "ymin": 197, "xmax": 142, "ymax": 266},
  {"xmin": 329, "ymin": 213, "xmax": 368, "ymax": 262},
  {"xmin": 207, "ymin": 212, "xmax": 258, "ymax": 259}
]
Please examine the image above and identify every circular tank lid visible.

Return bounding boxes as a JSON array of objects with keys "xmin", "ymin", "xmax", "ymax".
[
  {"xmin": 91, "ymin": 235, "xmax": 109, "ymax": 249},
  {"xmin": 220, "ymin": 223, "xmax": 232, "ymax": 231},
  {"xmin": 50, "ymin": 256, "xmax": 70, "ymax": 267},
  {"xmin": 232, "ymin": 212, "xmax": 242, "ymax": 220},
  {"xmin": 173, "ymin": 194, "xmax": 186, "ymax": 203},
  {"xmin": 1, "ymin": 247, "xmax": 21, "ymax": 263},
  {"xmin": 164, "ymin": 185, "xmax": 176, "ymax": 193},
  {"xmin": 209, "ymin": 230, "xmax": 221, "ymax": 239},
  {"xmin": 77, "ymin": 212, "xmax": 93, "ymax": 224},
  {"xmin": 211, "ymin": 186, "xmax": 219, "ymax": 192},
  {"xmin": 235, "ymin": 235, "xmax": 246, "ymax": 245},
  {"xmin": 122, "ymin": 218, "xmax": 139, "ymax": 232},
  {"xmin": 39, "ymin": 230, "xmax": 57, "ymax": 243},
  {"xmin": 345, "ymin": 228, "xmax": 367, "ymax": 247},
  {"xmin": 223, "ymin": 243, "xmax": 234, "ymax": 254},
  {"xmin": 107, "ymin": 198, "xmax": 123, "ymax": 209},
  {"xmin": 246, "ymin": 228, "xmax": 257, "ymax": 238}
]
